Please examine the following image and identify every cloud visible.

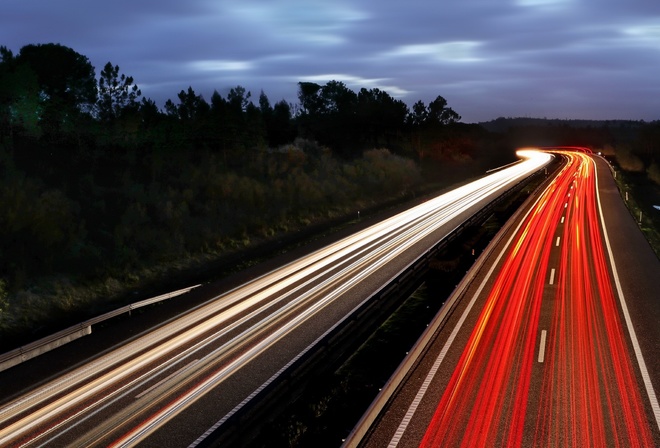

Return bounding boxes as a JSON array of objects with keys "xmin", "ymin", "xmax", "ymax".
[
  {"xmin": 623, "ymin": 22, "xmax": 660, "ymax": 48},
  {"xmin": 225, "ymin": 1, "xmax": 368, "ymax": 46},
  {"xmin": 2, "ymin": 0, "xmax": 659, "ymax": 122},
  {"xmin": 381, "ymin": 41, "xmax": 483, "ymax": 63},
  {"xmin": 515, "ymin": 0, "xmax": 571, "ymax": 8},
  {"xmin": 190, "ymin": 60, "xmax": 254, "ymax": 72}
]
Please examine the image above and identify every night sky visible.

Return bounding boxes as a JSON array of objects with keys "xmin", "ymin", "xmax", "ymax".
[{"xmin": 2, "ymin": 0, "xmax": 659, "ymax": 122}]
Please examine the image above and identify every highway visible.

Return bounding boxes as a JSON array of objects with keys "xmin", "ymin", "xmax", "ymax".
[
  {"xmin": 0, "ymin": 151, "xmax": 550, "ymax": 447},
  {"xmin": 355, "ymin": 150, "xmax": 660, "ymax": 447}
]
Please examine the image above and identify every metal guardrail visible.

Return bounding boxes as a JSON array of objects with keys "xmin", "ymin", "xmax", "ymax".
[
  {"xmin": 341, "ymin": 163, "xmax": 556, "ymax": 447},
  {"xmin": 193, "ymin": 165, "xmax": 553, "ymax": 447},
  {"xmin": 0, "ymin": 284, "xmax": 200, "ymax": 373}
]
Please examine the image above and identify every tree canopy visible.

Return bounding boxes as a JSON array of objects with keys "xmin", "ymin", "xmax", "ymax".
[{"xmin": 16, "ymin": 43, "xmax": 96, "ymax": 109}]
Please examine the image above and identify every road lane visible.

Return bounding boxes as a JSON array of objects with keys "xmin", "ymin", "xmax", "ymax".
[
  {"xmin": 418, "ymin": 153, "xmax": 574, "ymax": 447},
  {"xmin": 419, "ymin": 151, "xmax": 655, "ymax": 447},
  {"xmin": 358, "ymin": 150, "xmax": 659, "ymax": 447},
  {"xmin": 0, "ymin": 151, "xmax": 551, "ymax": 447},
  {"xmin": 531, "ymin": 153, "xmax": 655, "ymax": 447}
]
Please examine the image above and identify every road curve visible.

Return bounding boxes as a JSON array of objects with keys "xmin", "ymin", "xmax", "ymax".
[
  {"xmin": 0, "ymin": 151, "xmax": 551, "ymax": 447},
  {"xmin": 354, "ymin": 150, "xmax": 660, "ymax": 447}
]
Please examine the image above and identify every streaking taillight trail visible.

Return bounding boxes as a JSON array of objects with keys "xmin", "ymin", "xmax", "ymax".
[{"xmin": 419, "ymin": 151, "xmax": 655, "ymax": 447}]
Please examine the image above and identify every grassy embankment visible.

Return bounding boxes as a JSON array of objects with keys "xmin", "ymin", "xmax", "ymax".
[
  {"xmin": 610, "ymin": 167, "xmax": 660, "ymax": 258},
  {"xmin": 0, "ymin": 141, "xmax": 505, "ymax": 352}
]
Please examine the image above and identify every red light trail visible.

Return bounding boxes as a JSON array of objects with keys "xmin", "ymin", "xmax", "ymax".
[{"xmin": 419, "ymin": 151, "xmax": 655, "ymax": 447}]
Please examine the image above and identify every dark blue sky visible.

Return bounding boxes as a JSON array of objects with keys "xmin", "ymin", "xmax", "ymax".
[{"xmin": 3, "ymin": 0, "xmax": 659, "ymax": 122}]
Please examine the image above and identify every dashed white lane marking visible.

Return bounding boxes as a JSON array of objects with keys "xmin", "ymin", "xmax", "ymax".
[
  {"xmin": 561, "ymin": 216, "xmax": 565, "ymax": 224},
  {"xmin": 538, "ymin": 330, "xmax": 547, "ymax": 363},
  {"xmin": 549, "ymin": 268, "xmax": 556, "ymax": 285},
  {"xmin": 386, "ymin": 185, "xmax": 552, "ymax": 447},
  {"xmin": 555, "ymin": 236, "xmax": 561, "ymax": 247}
]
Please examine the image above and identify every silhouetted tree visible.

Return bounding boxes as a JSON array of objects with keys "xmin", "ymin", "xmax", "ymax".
[
  {"xmin": 427, "ymin": 95, "xmax": 461, "ymax": 125},
  {"xmin": 0, "ymin": 46, "xmax": 41, "ymax": 140},
  {"xmin": 15, "ymin": 44, "xmax": 96, "ymax": 135},
  {"xmin": 165, "ymin": 86, "xmax": 209, "ymax": 121},
  {"xmin": 356, "ymin": 88, "xmax": 409, "ymax": 150},
  {"xmin": 409, "ymin": 100, "xmax": 428, "ymax": 127},
  {"xmin": 297, "ymin": 82, "xmax": 323, "ymax": 115},
  {"xmin": 270, "ymin": 100, "xmax": 296, "ymax": 147},
  {"xmin": 227, "ymin": 85, "xmax": 251, "ymax": 112},
  {"xmin": 97, "ymin": 62, "xmax": 142, "ymax": 122}
]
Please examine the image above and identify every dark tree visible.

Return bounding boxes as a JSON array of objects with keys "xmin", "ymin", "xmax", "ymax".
[
  {"xmin": 138, "ymin": 97, "xmax": 162, "ymax": 129},
  {"xmin": 166, "ymin": 87, "xmax": 209, "ymax": 121},
  {"xmin": 0, "ymin": 46, "xmax": 41, "ymax": 139},
  {"xmin": 409, "ymin": 100, "xmax": 428, "ymax": 127},
  {"xmin": 258, "ymin": 90, "xmax": 295, "ymax": 147},
  {"xmin": 97, "ymin": 62, "xmax": 142, "ymax": 122},
  {"xmin": 270, "ymin": 100, "xmax": 296, "ymax": 146},
  {"xmin": 16, "ymin": 43, "xmax": 96, "ymax": 124},
  {"xmin": 227, "ymin": 85, "xmax": 251, "ymax": 112},
  {"xmin": 427, "ymin": 95, "xmax": 461, "ymax": 125},
  {"xmin": 356, "ymin": 88, "xmax": 409, "ymax": 150},
  {"xmin": 297, "ymin": 82, "xmax": 323, "ymax": 115},
  {"xmin": 258, "ymin": 90, "xmax": 272, "ymax": 116},
  {"xmin": 319, "ymin": 80, "xmax": 357, "ymax": 114}
]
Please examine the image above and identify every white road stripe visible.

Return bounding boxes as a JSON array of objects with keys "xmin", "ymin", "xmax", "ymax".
[
  {"xmin": 538, "ymin": 330, "xmax": 547, "ymax": 363},
  {"xmin": 549, "ymin": 268, "xmax": 556, "ymax": 285},
  {"xmin": 561, "ymin": 216, "xmax": 565, "ymax": 224},
  {"xmin": 386, "ymin": 183, "xmax": 549, "ymax": 447},
  {"xmin": 555, "ymin": 236, "xmax": 561, "ymax": 247},
  {"xmin": 593, "ymin": 157, "xmax": 660, "ymax": 432}
]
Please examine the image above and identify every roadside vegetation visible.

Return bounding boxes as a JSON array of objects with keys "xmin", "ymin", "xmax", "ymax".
[
  {"xmin": 245, "ymin": 169, "xmax": 552, "ymax": 447},
  {"xmin": 0, "ymin": 43, "xmax": 510, "ymax": 347},
  {"xmin": 606, "ymin": 146, "xmax": 660, "ymax": 258},
  {"xmin": 1, "ymin": 42, "xmax": 658, "ymax": 350}
]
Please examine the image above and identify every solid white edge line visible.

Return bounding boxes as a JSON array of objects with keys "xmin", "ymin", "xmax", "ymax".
[
  {"xmin": 386, "ymin": 237, "xmax": 504, "ymax": 448},
  {"xmin": 386, "ymin": 178, "xmax": 551, "ymax": 447},
  {"xmin": 538, "ymin": 330, "xmax": 547, "ymax": 363},
  {"xmin": 549, "ymin": 268, "xmax": 556, "ymax": 285},
  {"xmin": 593, "ymin": 156, "xmax": 660, "ymax": 432}
]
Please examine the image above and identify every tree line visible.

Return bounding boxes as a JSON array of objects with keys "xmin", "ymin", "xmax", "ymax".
[
  {"xmin": 6, "ymin": 43, "xmax": 654, "ymax": 341},
  {"xmin": 1, "ymin": 43, "xmax": 505, "ymax": 339},
  {"xmin": 0, "ymin": 43, "xmax": 468, "ymax": 155}
]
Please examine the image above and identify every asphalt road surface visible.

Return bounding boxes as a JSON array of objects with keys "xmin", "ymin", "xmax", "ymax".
[
  {"xmin": 0, "ymin": 152, "xmax": 550, "ymax": 447},
  {"xmin": 357, "ymin": 150, "xmax": 660, "ymax": 447}
]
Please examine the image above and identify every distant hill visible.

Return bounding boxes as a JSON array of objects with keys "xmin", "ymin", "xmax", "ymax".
[{"xmin": 479, "ymin": 117, "xmax": 648, "ymax": 133}]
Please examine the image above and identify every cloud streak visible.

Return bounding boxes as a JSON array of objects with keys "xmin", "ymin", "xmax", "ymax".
[{"xmin": 1, "ymin": 0, "xmax": 659, "ymax": 122}]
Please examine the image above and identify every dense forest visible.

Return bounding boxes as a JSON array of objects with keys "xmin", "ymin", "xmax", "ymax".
[{"xmin": 1, "ymin": 43, "xmax": 658, "ymax": 342}]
